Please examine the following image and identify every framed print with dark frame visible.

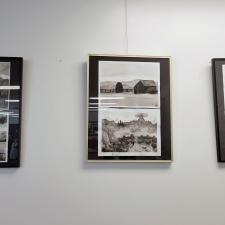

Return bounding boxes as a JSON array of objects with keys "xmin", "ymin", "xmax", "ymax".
[
  {"xmin": 0, "ymin": 57, "xmax": 22, "ymax": 167},
  {"xmin": 88, "ymin": 55, "xmax": 172, "ymax": 162},
  {"xmin": 212, "ymin": 58, "xmax": 225, "ymax": 162}
]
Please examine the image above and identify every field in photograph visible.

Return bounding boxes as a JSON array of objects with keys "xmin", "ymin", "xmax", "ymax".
[{"xmin": 100, "ymin": 93, "xmax": 159, "ymax": 107}]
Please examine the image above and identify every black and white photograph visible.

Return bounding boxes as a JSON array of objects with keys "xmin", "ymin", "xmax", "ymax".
[
  {"xmin": 0, "ymin": 113, "xmax": 8, "ymax": 129},
  {"xmin": 0, "ymin": 62, "xmax": 10, "ymax": 110},
  {"xmin": 0, "ymin": 131, "xmax": 8, "ymax": 162},
  {"xmin": 98, "ymin": 108, "xmax": 161, "ymax": 156},
  {"xmin": 0, "ymin": 113, "xmax": 9, "ymax": 162},
  {"xmin": 99, "ymin": 61, "xmax": 160, "ymax": 108}
]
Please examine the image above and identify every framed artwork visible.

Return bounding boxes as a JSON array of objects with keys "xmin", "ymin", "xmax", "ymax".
[
  {"xmin": 211, "ymin": 58, "xmax": 225, "ymax": 162},
  {"xmin": 87, "ymin": 55, "xmax": 172, "ymax": 162},
  {"xmin": 0, "ymin": 57, "xmax": 23, "ymax": 167}
]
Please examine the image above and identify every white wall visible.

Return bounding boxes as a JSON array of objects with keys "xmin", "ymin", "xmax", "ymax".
[{"xmin": 0, "ymin": 0, "xmax": 225, "ymax": 224}]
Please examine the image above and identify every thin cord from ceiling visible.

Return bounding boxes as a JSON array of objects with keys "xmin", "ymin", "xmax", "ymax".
[{"xmin": 124, "ymin": 0, "xmax": 129, "ymax": 54}]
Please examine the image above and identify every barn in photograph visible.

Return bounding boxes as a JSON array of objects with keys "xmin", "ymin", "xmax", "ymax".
[
  {"xmin": 134, "ymin": 80, "xmax": 157, "ymax": 94},
  {"xmin": 100, "ymin": 79, "xmax": 157, "ymax": 94},
  {"xmin": 100, "ymin": 81, "xmax": 116, "ymax": 93}
]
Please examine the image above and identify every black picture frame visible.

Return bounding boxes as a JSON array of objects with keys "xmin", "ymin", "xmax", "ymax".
[
  {"xmin": 212, "ymin": 58, "xmax": 225, "ymax": 162},
  {"xmin": 87, "ymin": 55, "xmax": 172, "ymax": 162},
  {"xmin": 0, "ymin": 57, "xmax": 23, "ymax": 167}
]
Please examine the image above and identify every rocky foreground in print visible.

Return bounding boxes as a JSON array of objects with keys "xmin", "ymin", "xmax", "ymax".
[{"xmin": 102, "ymin": 113, "xmax": 157, "ymax": 152}]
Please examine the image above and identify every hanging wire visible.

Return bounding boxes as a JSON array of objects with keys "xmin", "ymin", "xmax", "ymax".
[{"xmin": 124, "ymin": 0, "xmax": 128, "ymax": 54}]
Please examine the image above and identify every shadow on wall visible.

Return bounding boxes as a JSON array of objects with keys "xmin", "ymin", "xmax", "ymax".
[
  {"xmin": 217, "ymin": 163, "xmax": 225, "ymax": 168},
  {"xmin": 83, "ymin": 160, "xmax": 172, "ymax": 171}
]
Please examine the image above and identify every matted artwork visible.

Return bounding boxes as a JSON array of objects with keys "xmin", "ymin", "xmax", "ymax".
[
  {"xmin": 0, "ymin": 57, "xmax": 22, "ymax": 167},
  {"xmin": 212, "ymin": 58, "xmax": 225, "ymax": 162},
  {"xmin": 88, "ymin": 55, "xmax": 171, "ymax": 162}
]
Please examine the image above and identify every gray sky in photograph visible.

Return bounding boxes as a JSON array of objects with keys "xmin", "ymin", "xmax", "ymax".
[
  {"xmin": 99, "ymin": 61, "xmax": 160, "ymax": 82},
  {"xmin": 100, "ymin": 108, "xmax": 160, "ymax": 124},
  {"xmin": 0, "ymin": 62, "xmax": 10, "ymax": 76}
]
